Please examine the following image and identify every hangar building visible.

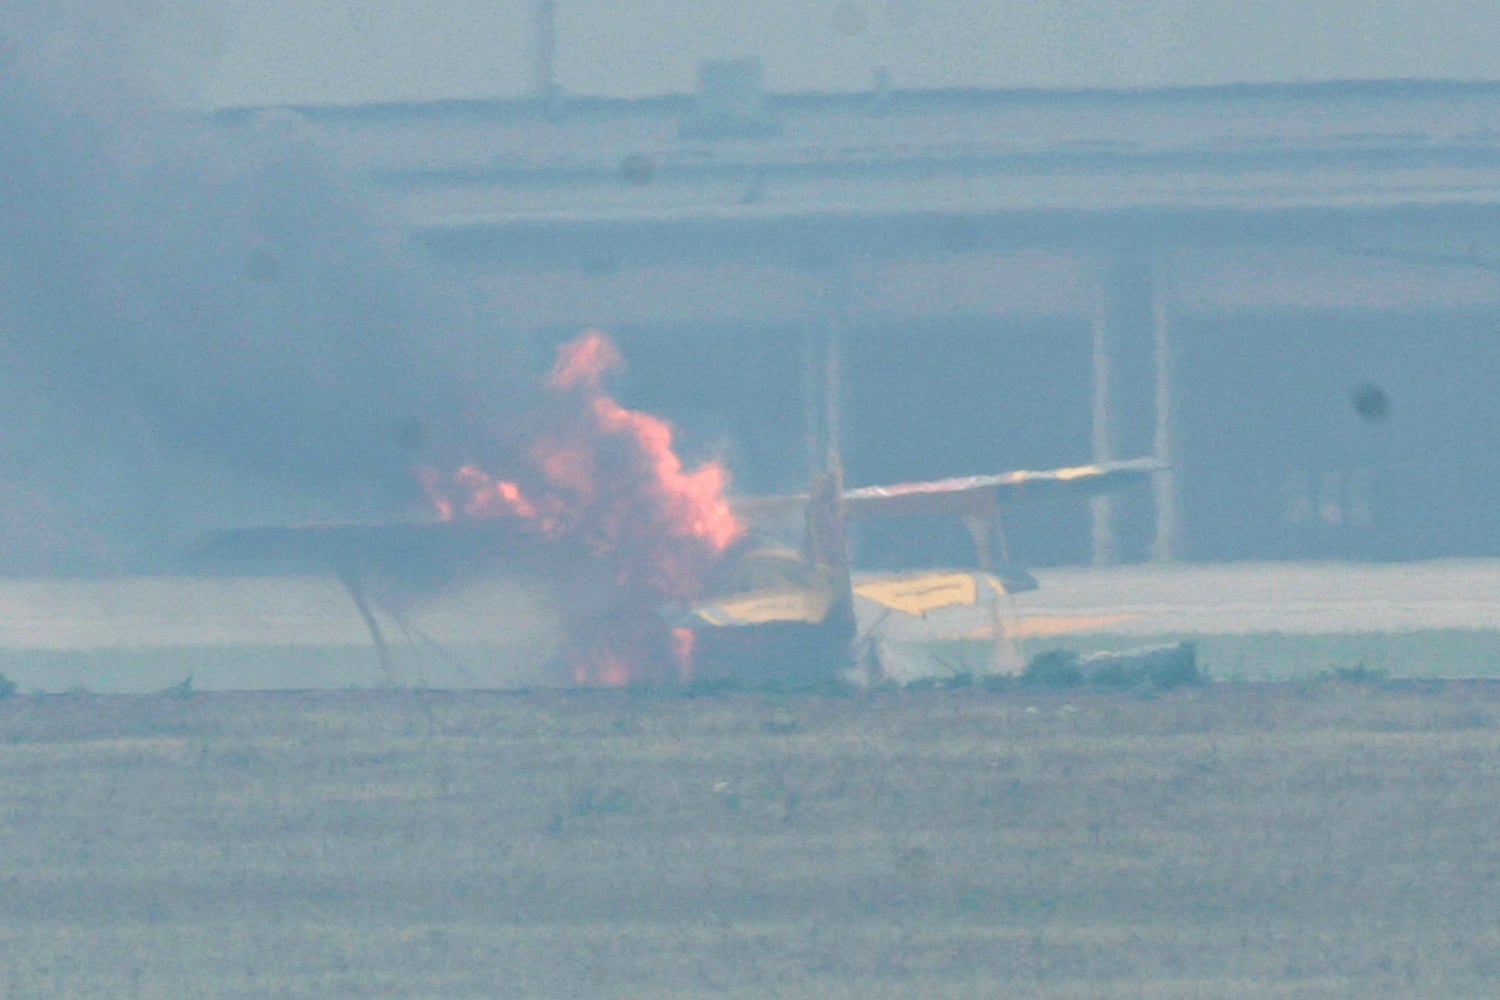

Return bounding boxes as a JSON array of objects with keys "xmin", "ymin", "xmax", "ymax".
[{"xmin": 217, "ymin": 69, "xmax": 1500, "ymax": 567}]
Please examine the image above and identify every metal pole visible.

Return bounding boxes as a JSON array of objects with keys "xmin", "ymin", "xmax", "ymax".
[
  {"xmin": 804, "ymin": 263, "xmax": 850, "ymax": 482},
  {"xmin": 1090, "ymin": 286, "xmax": 1115, "ymax": 566},
  {"xmin": 823, "ymin": 314, "xmax": 843, "ymax": 481},
  {"xmin": 802, "ymin": 325, "xmax": 823, "ymax": 481},
  {"xmin": 533, "ymin": 1, "xmax": 557, "ymax": 98},
  {"xmin": 1151, "ymin": 257, "xmax": 1179, "ymax": 562}
]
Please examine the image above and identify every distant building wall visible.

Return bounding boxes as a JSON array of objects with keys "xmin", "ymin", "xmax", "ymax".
[{"xmin": 229, "ymin": 80, "xmax": 1500, "ymax": 565}]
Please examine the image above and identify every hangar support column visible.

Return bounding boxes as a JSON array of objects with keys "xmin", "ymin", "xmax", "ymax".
[
  {"xmin": 1150, "ymin": 258, "xmax": 1179, "ymax": 562},
  {"xmin": 1090, "ymin": 291, "xmax": 1116, "ymax": 565},
  {"xmin": 1092, "ymin": 252, "xmax": 1177, "ymax": 564},
  {"xmin": 803, "ymin": 262, "xmax": 851, "ymax": 485}
]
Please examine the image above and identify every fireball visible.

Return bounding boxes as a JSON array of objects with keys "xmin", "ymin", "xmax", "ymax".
[{"xmin": 421, "ymin": 330, "xmax": 743, "ymax": 685}]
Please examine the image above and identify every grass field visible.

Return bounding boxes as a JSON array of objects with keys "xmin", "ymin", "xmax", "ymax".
[{"xmin": 4, "ymin": 682, "xmax": 1500, "ymax": 998}]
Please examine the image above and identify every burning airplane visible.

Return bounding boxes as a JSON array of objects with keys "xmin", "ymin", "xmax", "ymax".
[
  {"xmin": 417, "ymin": 329, "xmax": 743, "ymax": 685},
  {"xmin": 202, "ymin": 330, "xmax": 1161, "ymax": 688}
]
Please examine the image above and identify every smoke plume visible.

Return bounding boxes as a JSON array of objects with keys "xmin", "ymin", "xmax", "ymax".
[{"xmin": 0, "ymin": 6, "xmax": 519, "ymax": 571}]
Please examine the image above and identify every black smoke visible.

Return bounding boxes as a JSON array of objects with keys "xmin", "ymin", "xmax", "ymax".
[{"xmin": 0, "ymin": 8, "xmax": 521, "ymax": 572}]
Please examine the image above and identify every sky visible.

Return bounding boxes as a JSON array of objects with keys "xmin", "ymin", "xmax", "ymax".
[{"xmin": 124, "ymin": 0, "xmax": 1500, "ymax": 108}]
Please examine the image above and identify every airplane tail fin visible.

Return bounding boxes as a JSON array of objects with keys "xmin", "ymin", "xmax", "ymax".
[
  {"xmin": 802, "ymin": 459, "xmax": 848, "ymax": 578},
  {"xmin": 802, "ymin": 451, "xmax": 857, "ymax": 670}
]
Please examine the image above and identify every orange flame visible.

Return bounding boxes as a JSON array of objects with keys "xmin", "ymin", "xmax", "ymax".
[{"xmin": 421, "ymin": 330, "xmax": 743, "ymax": 685}]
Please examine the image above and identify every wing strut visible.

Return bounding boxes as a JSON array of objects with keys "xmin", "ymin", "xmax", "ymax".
[{"xmin": 961, "ymin": 508, "xmax": 1026, "ymax": 673}]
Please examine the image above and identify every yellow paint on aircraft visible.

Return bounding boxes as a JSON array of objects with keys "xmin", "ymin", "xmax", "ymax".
[
  {"xmin": 692, "ymin": 587, "xmax": 835, "ymax": 626},
  {"xmin": 854, "ymin": 572, "xmax": 980, "ymax": 616}
]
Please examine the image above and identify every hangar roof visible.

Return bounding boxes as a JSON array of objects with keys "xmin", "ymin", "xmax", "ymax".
[{"xmin": 214, "ymin": 79, "xmax": 1500, "ymax": 257}]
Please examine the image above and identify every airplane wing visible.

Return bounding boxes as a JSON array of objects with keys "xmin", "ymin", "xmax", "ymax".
[
  {"xmin": 731, "ymin": 457, "xmax": 1163, "ymax": 523},
  {"xmin": 840, "ymin": 457, "xmax": 1165, "ymax": 520},
  {"xmin": 686, "ymin": 566, "xmax": 1036, "ymax": 631}
]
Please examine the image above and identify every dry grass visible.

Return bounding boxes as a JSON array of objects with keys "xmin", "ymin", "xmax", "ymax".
[{"xmin": 2, "ymin": 683, "xmax": 1500, "ymax": 998}]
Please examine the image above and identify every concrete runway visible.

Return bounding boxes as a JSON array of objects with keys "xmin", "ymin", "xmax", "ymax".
[
  {"xmin": 5, "ymin": 560, "xmax": 1498, "ymax": 649},
  {"xmin": 2, "ymin": 560, "xmax": 1498, "ymax": 691},
  {"xmin": 0, "ymin": 575, "xmax": 559, "ymax": 651},
  {"xmin": 1018, "ymin": 559, "xmax": 1500, "ymax": 635}
]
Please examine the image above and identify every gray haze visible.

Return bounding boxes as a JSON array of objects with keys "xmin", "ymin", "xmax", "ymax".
[
  {"xmin": 129, "ymin": 1, "xmax": 1500, "ymax": 109},
  {"xmin": 7, "ymin": 2, "xmax": 1500, "ymax": 574},
  {"xmin": 0, "ymin": 7, "xmax": 524, "ymax": 571}
]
